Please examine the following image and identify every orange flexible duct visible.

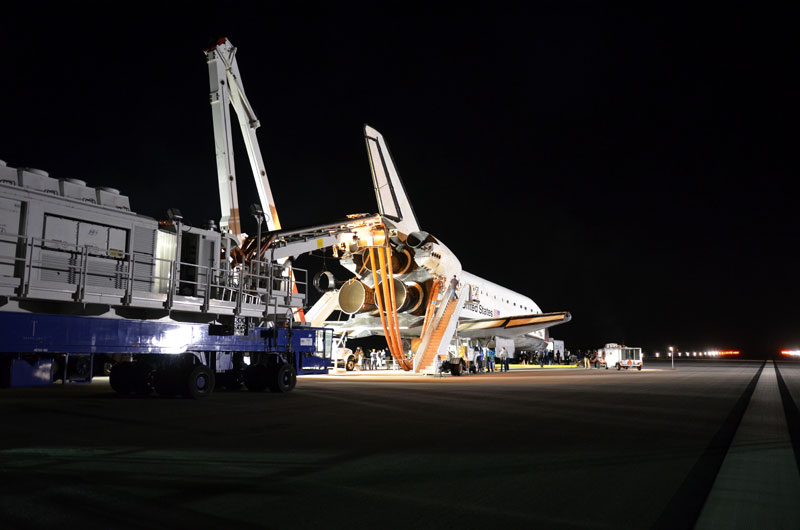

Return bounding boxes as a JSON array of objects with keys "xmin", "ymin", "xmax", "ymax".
[
  {"xmin": 384, "ymin": 247, "xmax": 412, "ymax": 371},
  {"xmin": 369, "ymin": 246, "xmax": 412, "ymax": 371},
  {"xmin": 377, "ymin": 248, "xmax": 401, "ymax": 355},
  {"xmin": 368, "ymin": 248, "xmax": 394, "ymax": 353},
  {"xmin": 376, "ymin": 249, "xmax": 397, "ymax": 348},
  {"xmin": 382, "ymin": 247, "xmax": 408, "ymax": 367}
]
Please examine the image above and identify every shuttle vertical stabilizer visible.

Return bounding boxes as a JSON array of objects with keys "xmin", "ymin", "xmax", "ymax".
[{"xmin": 364, "ymin": 124, "xmax": 420, "ymax": 235}]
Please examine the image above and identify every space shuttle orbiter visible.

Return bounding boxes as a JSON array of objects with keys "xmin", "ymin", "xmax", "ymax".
[{"xmin": 309, "ymin": 125, "xmax": 571, "ymax": 374}]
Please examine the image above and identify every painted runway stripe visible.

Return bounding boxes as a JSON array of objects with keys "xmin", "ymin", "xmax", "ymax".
[
  {"xmin": 774, "ymin": 362, "xmax": 800, "ymax": 477},
  {"xmin": 694, "ymin": 362, "xmax": 800, "ymax": 529},
  {"xmin": 651, "ymin": 361, "xmax": 765, "ymax": 530}
]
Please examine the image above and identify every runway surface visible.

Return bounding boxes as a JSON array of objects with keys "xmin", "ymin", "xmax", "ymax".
[{"xmin": 1, "ymin": 359, "xmax": 799, "ymax": 529}]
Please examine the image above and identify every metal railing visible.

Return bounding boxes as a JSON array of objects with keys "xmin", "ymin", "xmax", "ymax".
[
  {"xmin": 0, "ymin": 231, "xmax": 307, "ymax": 317},
  {"xmin": 412, "ymin": 282, "xmax": 465, "ymax": 372}
]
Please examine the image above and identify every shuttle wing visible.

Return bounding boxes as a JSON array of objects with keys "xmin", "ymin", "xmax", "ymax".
[
  {"xmin": 364, "ymin": 124, "xmax": 420, "ymax": 235},
  {"xmin": 456, "ymin": 311, "xmax": 572, "ymax": 339}
]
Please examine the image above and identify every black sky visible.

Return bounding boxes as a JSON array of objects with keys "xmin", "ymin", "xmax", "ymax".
[{"xmin": 2, "ymin": 6, "xmax": 797, "ymax": 357}]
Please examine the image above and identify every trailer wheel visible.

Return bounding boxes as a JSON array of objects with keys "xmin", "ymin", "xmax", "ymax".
[
  {"xmin": 216, "ymin": 371, "xmax": 243, "ymax": 390},
  {"xmin": 345, "ymin": 357, "xmax": 356, "ymax": 371},
  {"xmin": 109, "ymin": 362, "xmax": 135, "ymax": 395},
  {"xmin": 244, "ymin": 364, "xmax": 269, "ymax": 392},
  {"xmin": 268, "ymin": 364, "xmax": 297, "ymax": 393},
  {"xmin": 637, "ymin": 365, "xmax": 642, "ymax": 371},
  {"xmin": 131, "ymin": 361, "xmax": 154, "ymax": 396},
  {"xmin": 184, "ymin": 365, "xmax": 215, "ymax": 399},
  {"xmin": 154, "ymin": 369, "xmax": 180, "ymax": 397}
]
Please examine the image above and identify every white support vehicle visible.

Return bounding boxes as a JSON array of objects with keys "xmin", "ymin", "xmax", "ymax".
[
  {"xmin": 599, "ymin": 343, "xmax": 643, "ymax": 371},
  {"xmin": 333, "ymin": 347, "xmax": 357, "ymax": 371}
]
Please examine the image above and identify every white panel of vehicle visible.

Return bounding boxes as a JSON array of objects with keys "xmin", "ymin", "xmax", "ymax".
[
  {"xmin": 108, "ymin": 228, "xmax": 127, "ymax": 258},
  {"xmin": 44, "ymin": 215, "xmax": 78, "ymax": 249},
  {"xmin": 78, "ymin": 222, "xmax": 109, "ymax": 253},
  {"xmin": 0, "ymin": 196, "xmax": 21, "ymax": 279}
]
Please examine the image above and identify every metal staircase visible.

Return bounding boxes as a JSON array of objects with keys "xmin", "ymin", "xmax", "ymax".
[{"xmin": 413, "ymin": 283, "xmax": 466, "ymax": 374}]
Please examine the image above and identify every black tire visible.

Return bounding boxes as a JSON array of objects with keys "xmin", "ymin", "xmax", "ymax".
[
  {"xmin": 216, "ymin": 371, "xmax": 243, "ymax": 391},
  {"xmin": 153, "ymin": 369, "xmax": 180, "ymax": 398},
  {"xmin": 130, "ymin": 361, "xmax": 154, "ymax": 396},
  {"xmin": 184, "ymin": 365, "xmax": 215, "ymax": 399},
  {"xmin": 68, "ymin": 355, "xmax": 92, "ymax": 380},
  {"xmin": 244, "ymin": 364, "xmax": 269, "ymax": 392},
  {"xmin": 637, "ymin": 365, "xmax": 642, "ymax": 371},
  {"xmin": 345, "ymin": 357, "xmax": 355, "ymax": 371},
  {"xmin": 450, "ymin": 362, "xmax": 462, "ymax": 376},
  {"xmin": 268, "ymin": 364, "xmax": 297, "ymax": 393},
  {"xmin": 109, "ymin": 362, "xmax": 135, "ymax": 395}
]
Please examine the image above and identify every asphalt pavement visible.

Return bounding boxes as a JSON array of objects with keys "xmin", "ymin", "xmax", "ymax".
[{"xmin": 1, "ymin": 359, "xmax": 798, "ymax": 529}]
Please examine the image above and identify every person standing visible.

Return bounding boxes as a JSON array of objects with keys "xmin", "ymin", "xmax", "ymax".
[
  {"xmin": 488, "ymin": 347, "xmax": 496, "ymax": 372},
  {"xmin": 475, "ymin": 346, "xmax": 484, "ymax": 373},
  {"xmin": 500, "ymin": 347, "xmax": 510, "ymax": 372},
  {"xmin": 450, "ymin": 275, "xmax": 459, "ymax": 301}
]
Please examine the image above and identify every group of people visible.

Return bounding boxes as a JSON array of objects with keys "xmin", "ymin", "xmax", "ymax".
[
  {"xmin": 470, "ymin": 346, "xmax": 510, "ymax": 373},
  {"xmin": 520, "ymin": 350, "xmax": 570, "ymax": 367},
  {"xmin": 515, "ymin": 349, "xmax": 600, "ymax": 369},
  {"xmin": 354, "ymin": 346, "xmax": 396, "ymax": 370},
  {"xmin": 350, "ymin": 339, "xmax": 603, "ymax": 374}
]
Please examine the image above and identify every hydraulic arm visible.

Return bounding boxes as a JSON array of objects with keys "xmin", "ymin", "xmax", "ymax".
[{"xmin": 206, "ymin": 38, "xmax": 281, "ymax": 235}]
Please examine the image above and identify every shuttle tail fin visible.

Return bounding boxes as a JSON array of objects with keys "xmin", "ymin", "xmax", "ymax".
[{"xmin": 364, "ymin": 125, "xmax": 420, "ymax": 235}]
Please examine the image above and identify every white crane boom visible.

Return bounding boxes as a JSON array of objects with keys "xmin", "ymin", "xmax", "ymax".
[{"xmin": 205, "ymin": 38, "xmax": 281, "ymax": 234}]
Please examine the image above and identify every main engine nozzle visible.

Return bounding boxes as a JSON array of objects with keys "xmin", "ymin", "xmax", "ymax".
[
  {"xmin": 355, "ymin": 246, "xmax": 416, "ymax": 275},
  {"xmin": 337, "ymin": 278, "xmax": 426, "ymax": 315},
  {"xmin": 377, "ymin": 278, "xmax": 425, "ymax": 315},
  {"xmin": 338, "ymin": 279, "xmax": 377, "ymax": 314}
]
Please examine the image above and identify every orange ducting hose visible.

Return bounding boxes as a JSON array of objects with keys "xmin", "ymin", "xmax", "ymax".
[{"xmin": 369, "ymin": 246, "xmax": 412, "ymax": 371}]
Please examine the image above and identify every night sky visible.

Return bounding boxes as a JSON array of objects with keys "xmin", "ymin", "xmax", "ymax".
[{"xmin": 2, "ymin": 7, "xmax": 797, "ymax": 357}]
